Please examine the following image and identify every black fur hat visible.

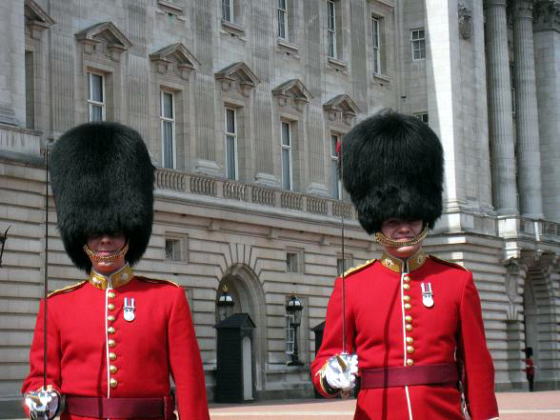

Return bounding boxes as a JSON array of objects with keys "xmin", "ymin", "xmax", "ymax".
[
  {"xmin": 50, "ymin": 122, "xmax": 155, "ymax": 272},
  {"xmin": 341, "ymin": 109, "xmax": 444, "ymax": 234}
]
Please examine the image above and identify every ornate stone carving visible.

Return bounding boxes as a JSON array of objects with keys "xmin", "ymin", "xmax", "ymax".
[
  {"xmin": 75, "ymin": 22, "xmax": 132, "ymax": 62},
  {"xmin": 150, "ymin": 43, "xmax": 199, "ymax": 81},
  {"xmin": 504, "ymin": 257, "xmax": 528, "ymax": 321},
  {"xmin": 272, "ymin": 79, "xmax": 312, "ymax": 112},
  {"xmin": 215, "ymin": 62, "xmax": 260, "ymax": 97},
  {"xmin": 458, "ymin": 2, "xmax": 473, "ymax": 39},
  {"xmin": 323, "ymin": 94, "xmax": 360, "ymax": 126},
  {"xmin": 24, "ymin": 0, "xmax": 55, "ymax": 40},
  {"xmin": 534, "ymin": 0, "xmax": 560, "ymax": 32}
]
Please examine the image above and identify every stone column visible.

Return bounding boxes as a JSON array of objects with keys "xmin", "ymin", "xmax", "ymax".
[
  {"xmin": 534, "ymin": 1, "xmax": 560, "ymax": 221},
  {"xmin": 484, "ymin": 0, "xmax": 518, "ymax": 215},
  {"xmin": 513, "ymin": 0, "xmax": 544, "ymax": 219},
  {"xmin": 0, "ymin": 0, "xmax": 25, "ymax": 126}
]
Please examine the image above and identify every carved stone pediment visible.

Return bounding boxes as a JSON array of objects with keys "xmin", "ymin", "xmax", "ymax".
[
  {"xmin": 75, "ymin": 22, "xmax": 132, "ymax": 61},
  {"xmin": 215, "ymin": 62, "xmax": 260, "ymax": 97},
  {"xmin": 323, "ymin": 94, "xmax": 360, "ymax": 125},
  {"xmin": 272, "ymin": 79, "xmax": 312, "ymax": 111},
  {"xmin": 25, "ymin": 0, "xmax": 55, "ymax": 40},
  {"xmin": 150, "ymin": 43, "xmax": 199, "ymax": 80}
]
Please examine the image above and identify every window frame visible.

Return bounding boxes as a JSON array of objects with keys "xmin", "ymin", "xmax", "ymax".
[
  {"xmin": 281, "ymin": 120, "xmax": 294, "ymax": 191},
  {"xmin": 225, "ymin": 107, "xmax": 239, "ymax": 180},
  {"xmin": 222, "ymin": 0, "xmax": 234, "ymax": 23},
  {"xmin": 411, "ymin": 28, "xmax": 426, "ymax": 61},
  {"xmin": 285, "ymin": 313, "xmax": 295, "ymax": 354},
  {"xmin": 160, "ymin": 89, "xmax": 176, "ymax": 169},
  {"xmin": 372, "ymin": 15, "xmax": 382, "ymax": 75},
  {"xmin": 330, "ymin": 133, "xmax": 342, "ymax": 200},
  {"xmin": 277, "ymin": 0, "xmax": 288, "ymax": 40},
  {"xmin": 87, "ymin": 71, "xmax": 105, "ymax": 122},
  {"xmin": 327, "ymin": 0, "xmax": 337, "ymax": 58}
]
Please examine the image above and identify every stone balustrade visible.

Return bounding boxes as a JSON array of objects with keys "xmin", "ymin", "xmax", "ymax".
[{"xmin": 155, "ymin": 168, "xmax": 356, "ymax": 220}]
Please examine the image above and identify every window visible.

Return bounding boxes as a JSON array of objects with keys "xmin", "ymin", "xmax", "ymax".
[
  {"xmin": 165, "ymin": 239, "xmax": 182, "ymax": 261},
  {"xmin": 372, "ymin": 16, "xmax": 382, "ymax": 74},
  {"xmin": 287, "ymin": 252, "xmax": 299, "ymax": 272},
  {"xmin": 281, "ymin": 121, "xmax": 293, "ymax": 190},
  {"xmin": 327, "ymin": 0, "xmax": 337, "ymax": 58},
  {"xmin": 330, "ymin": 134, "xmax": 342, "ymax": 199},
  {"xmin": 25, "ymin": 51, "xmax": 35, "ymax": 129},
  {"xmin": 285, "ymin": 314, "xmax": 295, "ymax": 354},
  {"xmin": 337, "ymin": 256, "xmax": 353, "ymax": 276},
  {"xmin": 160, "ymin": 90, "xmax": 175, "ymax": 169},
  {"xmin": 225, "ymin": 107, "xmax": 238, "ymax": 180},
  {"xmin": 411, "ymin": 29, "xmax": 426, "ymax": 60},
  {"xmin": 88, "ymin": 72, "xmax": 105, "ymax": 121},
  {"xmin": 277, "ymin": 0, "xmax": 288, "ymax": 39},
  {"xmin": 415, "ymin": 112, "xmax": 429, "ymax": 124},
  {"xmin": 222, "ymin": 0, "xmax": 234, "ymax": 22}
]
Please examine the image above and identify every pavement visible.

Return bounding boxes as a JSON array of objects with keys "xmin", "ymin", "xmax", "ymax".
[
  {"xmin": 5, "ymin": 391, "xmax": 560, "ymax": 419},
  {"xmin": 209, "ymin": 391, "xmax": 560, "ymax": 420}
]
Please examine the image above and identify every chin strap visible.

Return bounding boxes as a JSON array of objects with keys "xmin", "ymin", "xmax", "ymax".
[
  {"xmin": 83, "ymin": 243, "xmax": 129, "ymax": 264},
  {"xmin": 374, "ymin": 227, "xmax": 429, "ymax": 248}
]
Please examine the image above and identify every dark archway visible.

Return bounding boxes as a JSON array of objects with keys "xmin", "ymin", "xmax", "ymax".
[{"xmin": 216, "ymin": 263, "xmax": 267, "ymax": 397}]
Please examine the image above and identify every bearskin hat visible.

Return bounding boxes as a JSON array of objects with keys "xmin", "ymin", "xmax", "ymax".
[
  {"xmin": 341, "ymin": 109, "xmax": 444, "ymax": 234},
  {"xmin": 49, "ymin": 122, "xmax": 155, "ymax": 272}
]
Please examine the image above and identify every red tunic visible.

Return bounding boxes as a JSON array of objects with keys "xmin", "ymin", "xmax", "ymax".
[
  {"xmin": 22, "ymin": 270, "xmax": 210, "ymax": 420},
  {"xmin": 311, "ymin": 253, "xmax": 499, "ymax": 420}
]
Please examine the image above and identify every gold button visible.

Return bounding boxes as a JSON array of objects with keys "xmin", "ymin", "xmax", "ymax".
[
  {"xmin": 108, "ymin": 303, "xmax": 115, "ymax": 310},
  {"xmin": 109, "ymin": 365, "xmax": 118, "ymax": 374},
  {"xmin": 405, "ymin": 315, "xmax": 412, "ymax": 322},
  {"xmin": 108, "ymin": 291, "xmax": 116, "ymax": 298},
  {"xmin": 403, "ymin": 275, "xmax": 411, "ymax": 282},
  {"xmin": 107, "ymin": 326, "xmax": 116, "ymax": 334},
  {"xmin": 407, "ymin": 345, "xmax": 415, "ymax": 354},
  {"xmin": 403, "ymin": 295, "xmax": 411, "ymax": 302},
  {"xmin": 406, "ymin": 359, "xmax": 414, "ymax": 366},
  {"xmin": 107, "ymin": 315, "xmax": 115, "ymax": 322},
  {"xmin": 109, "ymin": 352, "xmax": 117, "ymax": 361},
  {"xmin": 403, "ymin": 283, "xmax": 410, "ymax": 290},
  {"xmin": 406, "ymin": 337, "xmax": 414, "ymax": 343},
  {"xmin": 108, "ymin": 339, "xmax": 116, "ymax": 347},
  {"xmin": 404, "ymin": 303, "xmax": 412, "ymax": 310},
  {"xmin": 110, "ymin": 378, "xmax": 118, "ymax": 388},
  {"xmin": 405, "ymin": 323, "xmax": 413, "ymax": 331}
]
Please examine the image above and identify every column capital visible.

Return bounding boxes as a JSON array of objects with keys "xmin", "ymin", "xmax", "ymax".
[
  {"xmin": 512, "ymin": 0, "xmax": 535, "ymax": 18},
  {"xmin": 484, "ymin": 0, "xmax": 508, "ymax": 9},
  {"xmin": 534, "ymin": 0, "xmax": 560, "ymax": 32}
]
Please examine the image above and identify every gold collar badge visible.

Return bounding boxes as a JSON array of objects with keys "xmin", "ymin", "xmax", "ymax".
[
  {"xmin": 380, "ymin": 250, "xmax": 427, "ymax": 273},
  {"xmin": 88, "ymin": 264, "xmax": 134, "ymax": 290}
]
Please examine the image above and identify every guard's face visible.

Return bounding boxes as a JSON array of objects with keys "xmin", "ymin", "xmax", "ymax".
[
  {"xmin": 380, "ymin": 219, "xmax": 424, "ymax": 259},
  {"xmin": 86, "ymin": 233, "xmax": 127, "ymax": 273}
]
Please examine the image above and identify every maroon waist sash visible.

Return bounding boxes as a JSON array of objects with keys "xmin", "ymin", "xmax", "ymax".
[
  {"xmin": 65, "ymin": 395, "xmax": 175, "ymax": 419},
  {"xmin": 360, "ymin": 363, "xmax": 458, "ymax": 389}
]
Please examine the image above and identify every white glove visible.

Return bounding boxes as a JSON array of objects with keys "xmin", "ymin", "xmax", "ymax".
[
  {"xmin": 324, "ymin": 353, "xmax": 359, "ymax": 392},
  {"xmin": 24, "ymin": 387, "xmax": 62, "ymax": 420}
]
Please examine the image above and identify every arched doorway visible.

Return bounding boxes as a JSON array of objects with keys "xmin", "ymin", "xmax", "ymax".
[
  {"xmin": 216, "ymin": 263, "xmax": 267, "ymax": 397},
  {"xmin": 522, "ymin": 254, "xmax": 560, "ymax": 390}
]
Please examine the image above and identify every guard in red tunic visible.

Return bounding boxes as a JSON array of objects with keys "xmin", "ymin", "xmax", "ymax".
[
  {"xmin": 21, "ymin": 122, "xmax": 210, "ymax": 420},
  {"xmin": 311, "ymin": 111, "xmax": 499, "ymax": 420}
]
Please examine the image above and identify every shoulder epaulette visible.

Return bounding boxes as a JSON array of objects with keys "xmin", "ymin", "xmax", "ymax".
[
  {"xmin": 429, "ymin": 255, "xmax": 467, "ymax": 271},
  {"xmin": 47, "ymin": 281, "xmax": 87, "ymax": 298},
  {"xmin": 342, "ymin": 258, "xmax": 376, "ymax": 278},
  {"xmin": 136, "ymin": 276, "xmax": 180, "ymax": 287}
]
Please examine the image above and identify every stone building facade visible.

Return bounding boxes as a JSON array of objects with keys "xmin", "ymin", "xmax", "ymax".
[{"xmin": 1, "ymin": 0, "xmax": 560, "ymax": 414}]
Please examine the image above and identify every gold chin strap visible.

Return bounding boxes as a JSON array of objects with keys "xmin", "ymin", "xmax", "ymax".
[
  {"xmin": 83, "ymin": 243, "xmax": 129, "ymax": 263},
  {"xmin": 374, "ymin": 226, "xmax": 429, "ymax": 248}
]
